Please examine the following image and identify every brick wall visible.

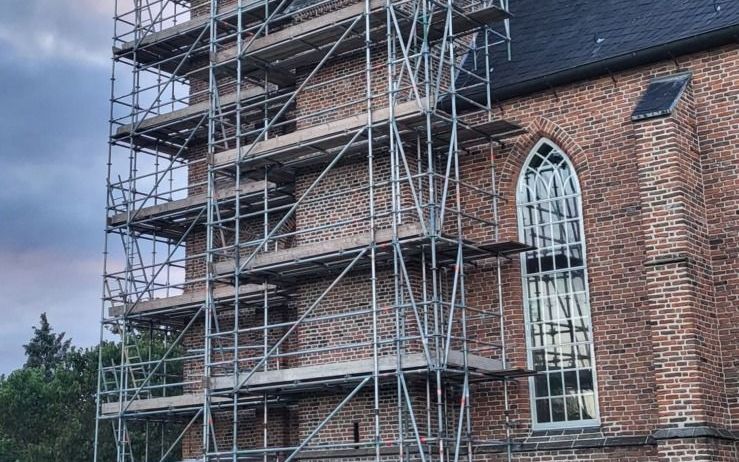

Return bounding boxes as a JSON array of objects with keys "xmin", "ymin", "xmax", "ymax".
[
  {"xmin": 170, "ymin": 0, "xmax": 738, "ymax": 459},
  {"xmin": 464, "ymin": 44, "xmax": 738, "ymax": 460}
]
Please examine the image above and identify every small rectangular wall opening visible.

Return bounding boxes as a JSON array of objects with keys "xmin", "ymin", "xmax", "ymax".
[
  {"xmin": 631, "ymin": 72, "xmax": 691, "ymax": 121},
  {"xmin": 353, "ymin": 421, "xmax": 360, "ymax": 449}
]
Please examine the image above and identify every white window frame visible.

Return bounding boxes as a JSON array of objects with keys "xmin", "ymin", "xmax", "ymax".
[{"xmin": 516, "ymin": 138, "xmax": 601, "ymax": 430}]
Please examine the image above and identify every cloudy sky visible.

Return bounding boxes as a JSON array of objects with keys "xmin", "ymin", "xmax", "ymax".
[{"xmin": 0, "ymin": 0, "xmax": 113, "ymax": 374}]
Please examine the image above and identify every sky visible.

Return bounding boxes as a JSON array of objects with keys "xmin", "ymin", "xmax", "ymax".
[{"xmin": 0, "ymin": 0, "xmax": 114, "ymax": 374}]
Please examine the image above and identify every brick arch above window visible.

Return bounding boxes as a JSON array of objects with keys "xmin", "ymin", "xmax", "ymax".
[{"xmin": 499, "ymin": 117, "xmax": 589, "ymax": 200}]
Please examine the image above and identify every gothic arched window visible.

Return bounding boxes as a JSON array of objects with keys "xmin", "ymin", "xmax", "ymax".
[{"xmin": 517, "ymin": 139, "xmax": 599, "ymax": 429}]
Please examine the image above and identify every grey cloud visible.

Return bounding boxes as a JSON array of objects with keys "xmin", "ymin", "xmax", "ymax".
[
  {"xmin": 0, "ymin": 0, "xmax": 112, "ymax": 67},
  {"xmin": 0, "ymin": 53, "xmax": 109, "ymax": 253},
  {"xmin": 0, "ymin": 1, "xmax": 113, "ymax": 374},
  {"xmin": 0, "ymin": 250, "xmax": 102, "ymax": 373}
]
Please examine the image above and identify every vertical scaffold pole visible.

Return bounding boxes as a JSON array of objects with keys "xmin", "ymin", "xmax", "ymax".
[
  {"xmin": 366, "ymin": 0, "xmax": 381, "ymax": 460},
  {"xmin": 202, "ymin": 0, "xmax": 219, "ymax": 458}
]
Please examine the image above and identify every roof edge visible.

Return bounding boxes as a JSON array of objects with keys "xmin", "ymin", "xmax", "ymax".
[{"xmin": 462, "ymin": 23, "xmax": 739, "ymax": 105}]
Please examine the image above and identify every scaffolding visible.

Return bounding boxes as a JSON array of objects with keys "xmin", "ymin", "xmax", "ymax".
[{"xmin": 96, "ymin": 0, "xmax": 532, "ymax": 460}]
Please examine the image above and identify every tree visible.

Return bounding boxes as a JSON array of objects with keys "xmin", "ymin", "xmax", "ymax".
[
  {"xmin": 23, "ymin": 313, "xmax": 71, "ymax": 372},
  {"xmin": 0, "ymin": 315, "xmax": 183, "ymax": 461},
  {"xmin": 0, "ymin": 351, "xmax": 101, "ymax": 461},
  {"xmin": 0, "ymin": 314, "xmax": 113, "ymax": 462}
]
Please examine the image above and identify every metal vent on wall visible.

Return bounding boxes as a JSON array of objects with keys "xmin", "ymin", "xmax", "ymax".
[{"xmin": 631, "ymin": 72, "xmax": 692, "ymax": 121}]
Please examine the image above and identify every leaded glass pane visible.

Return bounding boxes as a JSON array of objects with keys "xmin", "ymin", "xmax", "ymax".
[
  {"xmin": 576, "ymin": 345, "xmax": 592, "ymax": 368},
  {"xmin": 571, "ymin": 293, "xmax": 588, "ymax": 318},
  {"xmin": 552, "ymin": 221, "xmax": 567, "ymax": 244},
  {"xmin": 549, "ymin": 372, "xmax": 563, "ymax": 395},
  {"xmin": 534, "ymin": 374, "xmax": 548, "ymax": 396},
  {"xmin": 551, "ymin": 398, "xmax": 566, "ymax": 422},
  {"xmin": 567, "ymin": 219, "xmax": 581, "ymax": 241},
  {"xmin": 529, "ymin": 298, "xmax": 543, "ymax": 322},
  {"xmin": 536, "ymin": 399, "xmax": 551, "ymax": 423},
  {"xmin": 571, "ymin": 270, "xmax": 586, "ymax": 292},
  {"xmin": 566, "ymin": 396, "xmax": 581, "ymax": 421},
  {"xmin": 556, "ymin": 295, "xmax": 570, "ymax": 320},
  {"xmin": 518, "ymin": 141, "xmax": 598, "ymax": 428},
  {"xmin": 546, "ymin": 346, "xmax": 561, "ymax": 369},
  {"xmin": 532, "ymin": 350, "xmax": 546, "ymax": 372},
  {"xmin": 530, "ymin": 323, "xmax": 544, "ymax": 348},
  {"xmin": 564, "ymin": 370, "xmax": 578, "ymax": 393},
  {"xmin": 575, "ymin": 318, "xmax": 591, "ymax": 342},
  {"xmin": 562, "ymin": 345, "xmax": 576, "ymax": 369},
  {"xmin": 579, "ymin": 370, "xmax": 594, "ymax": 392},
  {"xmin": 581, "ymin": 394, "xmax": 596, "ymax": 420}
]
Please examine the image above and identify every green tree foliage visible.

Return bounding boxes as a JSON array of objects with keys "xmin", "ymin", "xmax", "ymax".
[
  {"xmin": 23, "ymin": 313, "xmax": 72, "ymax": 372},
  {"xmin": 0, "ymin": 315, "xmax": 183, "ymax": 462}
]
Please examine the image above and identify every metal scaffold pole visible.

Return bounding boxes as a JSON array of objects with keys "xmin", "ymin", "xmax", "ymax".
[{"xmin": 97, "ymin": 0, "xmax": 528, "ymax": 460}]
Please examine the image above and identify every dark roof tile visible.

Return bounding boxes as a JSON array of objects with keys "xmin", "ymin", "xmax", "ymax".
[
  {"xmin": 458, "ymin": 0, "xmax": 739, "ymax": 99},
  {"xmin": 283, "ymin": 1, "xmax": 739, "ymax": 102}
]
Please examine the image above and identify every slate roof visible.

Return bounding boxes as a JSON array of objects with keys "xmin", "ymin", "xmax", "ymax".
[
  {"xmin": 459, "ymin": 0, "xmax": 739, "ymax": 101},
  {"xmin": 280, "ymin": 0, "xmax": 739, "ymax": 101}
]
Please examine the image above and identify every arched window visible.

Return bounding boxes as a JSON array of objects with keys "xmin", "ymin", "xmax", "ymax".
[{"xmin": 516, "ymin": 139, "xmax": 599, "ymax": 429}]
